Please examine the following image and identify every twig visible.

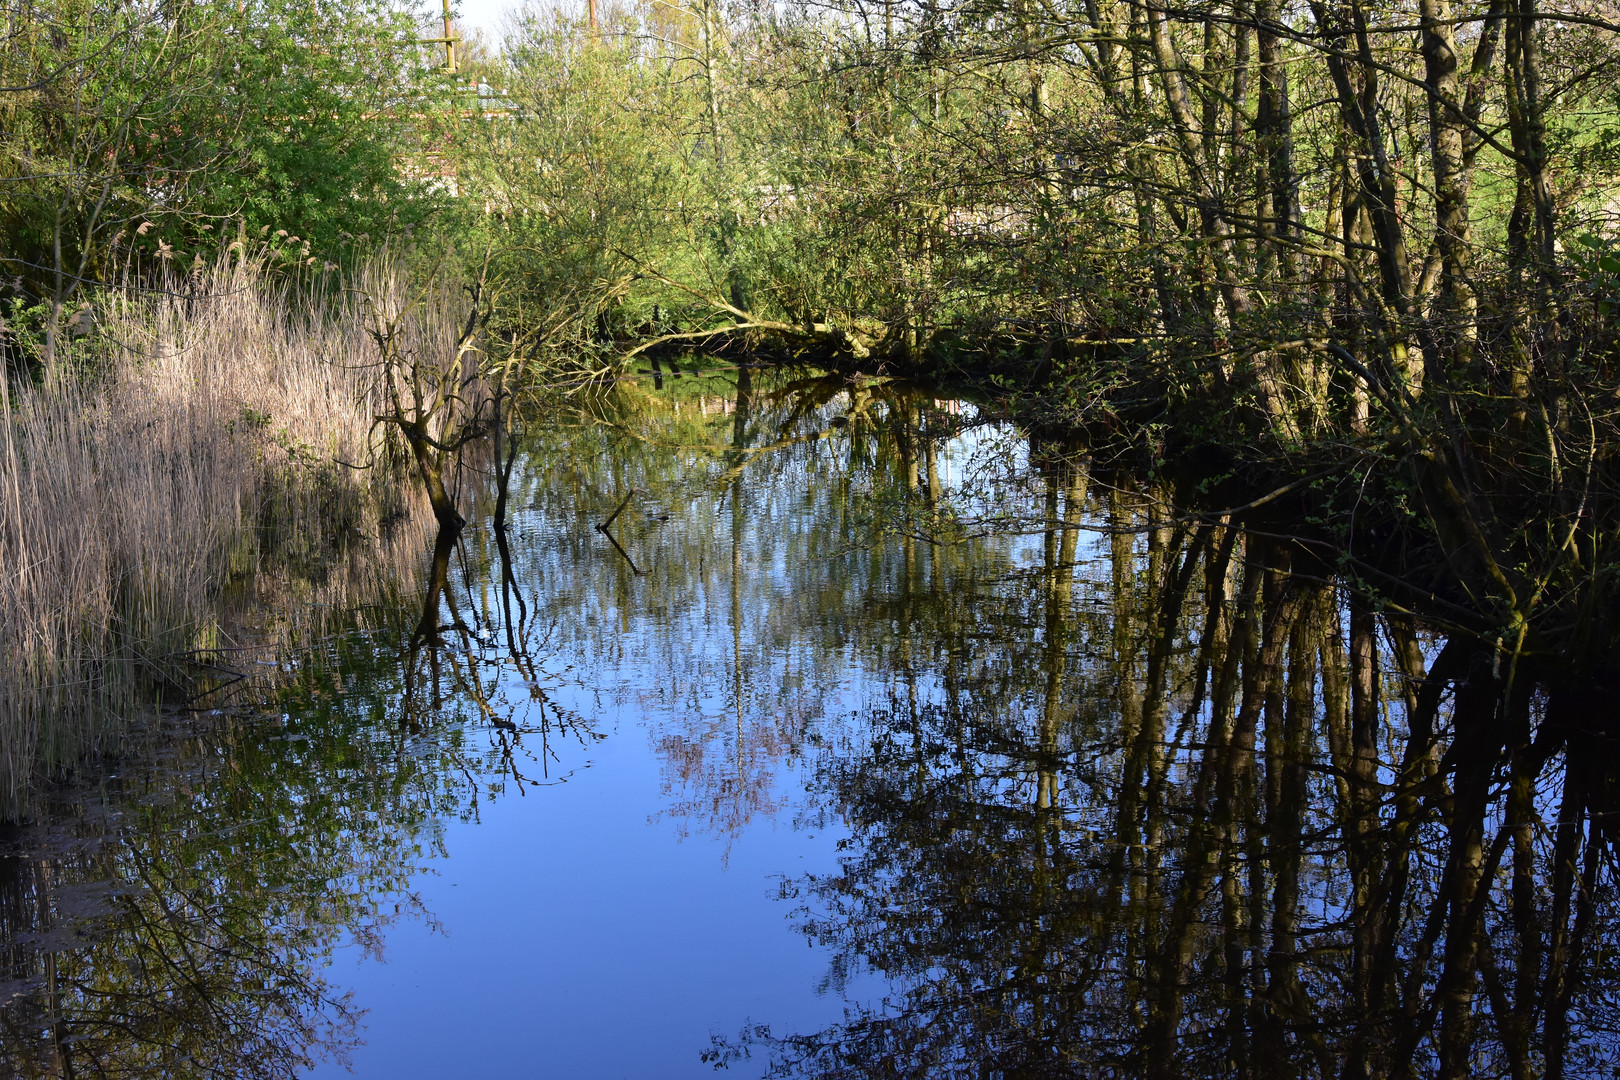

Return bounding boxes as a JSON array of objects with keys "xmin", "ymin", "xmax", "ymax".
[
  {"xmin": 600, "ymin": 528, "xmax": 646, "ymax": 576},
  {"xmin": 597, "ymin": 487, "xmax": 638, "ymax": 532}
]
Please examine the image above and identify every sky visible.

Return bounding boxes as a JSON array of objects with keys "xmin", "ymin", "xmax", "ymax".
[
  {"xmin": 455, "ymin": 0, "xmax": 512, "ymax": 39},
  {"xmin": 447, "ymin": 0, "xmax": 549, "ymax": 44}
]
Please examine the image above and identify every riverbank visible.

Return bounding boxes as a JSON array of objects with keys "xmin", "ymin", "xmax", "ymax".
[{"xmin": 0, "ymin": 260, "xmax": 437, "ymax": 820}]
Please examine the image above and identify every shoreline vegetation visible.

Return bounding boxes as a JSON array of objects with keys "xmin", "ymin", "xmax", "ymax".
[{"xmin": 0, "ymin": 260, "xmax": 450, "ymax": 820}]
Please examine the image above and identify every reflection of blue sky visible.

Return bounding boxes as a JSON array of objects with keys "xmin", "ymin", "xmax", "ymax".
[
  {"xmin": 307, "ymin": 715, "xmax": 865, "ymax": 1077},
  {"xmin": 301, "ymin": 395, "xmax": 1099, "ymax": 1077},
  {"xmin": 303, "ymin": 414, "xmax": 955, "ymax": 1075},
  {"xmin": 294, "ymin": 384, "xmax": 1620, "ymax": 1076}
]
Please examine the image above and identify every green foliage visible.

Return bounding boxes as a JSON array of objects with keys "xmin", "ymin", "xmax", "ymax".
[
  {"xmin": 1574, "ymin": 233, "xmax": 1620, "ymax": 328},
  {"xmin": 450, "ymin": 2, "xmax": 841, "ymax": 353},
  {"xmin": 193, "ymin": 0, "xmax": 442, "ymax": 258},
  {"xmin": 0, "ymin": 0, "xmax": 448, "ymax": 367}
]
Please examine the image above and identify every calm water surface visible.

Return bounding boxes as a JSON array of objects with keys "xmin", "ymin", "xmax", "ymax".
[{"xmin": 2, "ymin": 371, "xmax": 1618, "ymax": 1078}]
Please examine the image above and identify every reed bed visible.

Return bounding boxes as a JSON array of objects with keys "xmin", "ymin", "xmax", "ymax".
[{"xmin": 0, "ymin": 259, "xmax": 452, "ymax": 820}]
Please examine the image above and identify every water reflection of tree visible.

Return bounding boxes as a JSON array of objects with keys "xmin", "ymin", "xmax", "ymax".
[
  {"xmin": 0, "ymin": 477, "xmax": 597, "ymax": 1077},
  {"xmin": 514, "ymin": 371, "xmax": 1016, "ymax": 846},
  {"xmin": 0, "ymin": 631, "xmax": 461, "ymax": 1078},
  {"xmin": 468, "ymin": 372, "xmax": 1620, "ymax": 1076},
  {"xmin": 400, "ymin": 516, "xmax": 602, "ymax": 799},
  {"xmin": 746, "ymin": 469, "xmax": 1620, "ymax": 1079}
]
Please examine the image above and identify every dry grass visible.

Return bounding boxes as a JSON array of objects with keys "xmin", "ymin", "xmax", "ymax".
[{"xmin": 0, "ymin": 258, "xmax": 459, "ymax": 820}]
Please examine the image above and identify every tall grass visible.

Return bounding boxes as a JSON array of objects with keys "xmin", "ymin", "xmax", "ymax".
[{"xmin": 0, "ymin": 259, "xmax": 447, "ymax": 820}]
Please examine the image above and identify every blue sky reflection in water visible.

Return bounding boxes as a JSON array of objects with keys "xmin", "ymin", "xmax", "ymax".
[{"xmin": 303, "ymin": 379, "xmax": 1035, "ymax": 1077}]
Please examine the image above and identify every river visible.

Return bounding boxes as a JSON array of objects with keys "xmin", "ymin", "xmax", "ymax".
[{"xmin": 0, "ymin": 368, "xmax": 1615, "ymax": 1078}]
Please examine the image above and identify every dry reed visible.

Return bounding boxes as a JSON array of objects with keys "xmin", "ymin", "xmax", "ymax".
[{"xmin": 0, "ymin": 258, "xmax": 456, "ymax": 820}]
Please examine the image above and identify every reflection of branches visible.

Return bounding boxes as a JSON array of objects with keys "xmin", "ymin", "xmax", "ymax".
[
  {"xmin": 0, "ymin": 766, "xmax": 407, "ymax": 1078},
  {"xmin": 654, "ymin": 719, "xmax": 796, "ymax": 849},
  {"xmin": 400, "ymin": 511, "xmax": 602, "ymax": 799},
  {"xmin": 598, "ymin": 524, "xmax": 646, "ymax": 576},
  {"xmin": 728, "ymin": 507, "xmax": 1620, "ymax": 1080}
]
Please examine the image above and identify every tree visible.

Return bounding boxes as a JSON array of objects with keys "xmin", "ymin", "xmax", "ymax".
[
  {"xmin": 0, "ymin": 0, "xmax": 226, "ymax": 366},
  {"xmin": 0, "ymin": 0, "xmax": 444, "ymax": 371}
]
